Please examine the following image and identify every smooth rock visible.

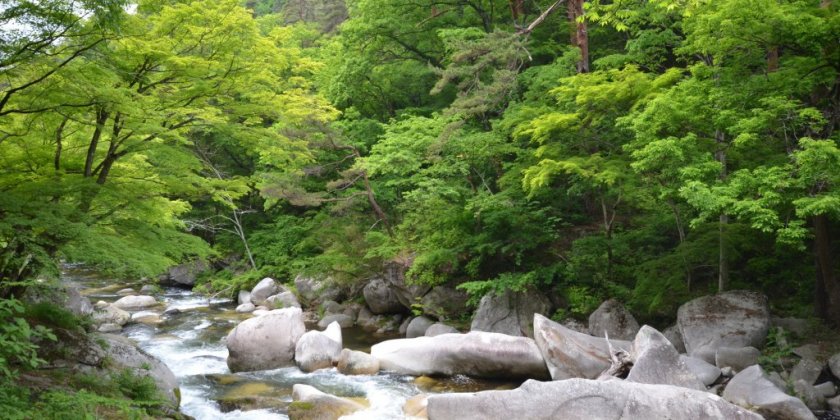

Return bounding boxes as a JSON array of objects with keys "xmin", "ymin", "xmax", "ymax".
[
  {"xmin": 677, "ymin": 291, "xmax": 770, "ymax": 363},
  {"xmin": 250, "ymin": 277, "xmax": 282, "ymax": 306},
  {"xmin": 829, "ymin": 353, "xmax": 840, "ymax": 379},
  {"xmin": 628, "ymin": 325, "xmax": 705, "ymax": 390},
  {"xmin": 816, "ymin": 382, "xmax": 837, "ymax": 398},
  {"xmin": 663, "ymin": 324, "xmax": 687, "ymax": 354},
  {"xmin": 427, "ymin": 378, "xmax": 762, "ymax": 420},
  {"xmin": 371, "ymin": 331, "xmax": 549, "ymax": 380},
  {"xmin": 236, "ymin": 303, "xmax": 255, "ymax": 313},
  {"xmin": 226, "ymin": 308, "xmax": 306, "ymax": 372},
  {"xmin": 321, "ymin": 300, "xmax": 344, "ymax": 315},
  {"xmin": 130, "ymin": 311, "xmax": 162, "ymax": 324},
  {"xmin": 116, "ymin": 288, "xmax": 135, "ymax": 296},
  {"xmin": 337, "ymin": 349, "xmax": 380, "ymax": 375},
  {"xmin": 92, "ymin": 304, "xmax": 130, "ymax": 326},
  {"xmin": 100, "ymin": 334, "xmax": 180, "ymax": 408},
  {"xmin": 363, "ymin": 277, "xmax": 404, "ymax": 314},
  {"xmin": 794, "ymin": 379, "xmax": 827, "ymax": 411},
  {"xmin": 404, "ymin": 393, "xmax": 428, "ymax": 419},
  {"xmin": 289, "ymin": 384, "xmax": 365, "ymax": 420},
  {"xmin": 398, "ymin": 317, "xmax": 411, "ymax": 335},
  {"xmin": 680, "ymin": 355, "xmax": 722, "ymax": 386},
  {"xmin": 318, "ymin": 314, "xmax": 354, "ymax": 329},
  {"xmin": 295, "ymin": 329, "xmax": 342, "ymax": 373},
  {"xmin": 471, "ymin": 289, "xmax": 551, "ymax": 338},
  {"xmin": 163, "ymin": 307, "xmax": 181, "ymax": 316},
  {"xmin": 768, "ymin": 371, "xmax": 788, "ymax": 391},
  {"xmin": 252, "ymin": 309, "xmax": 269, "ymax": 317},
  {"xmin": 294, "ymin": 275, "xmax": 341, "ymax": 305},
  {"xmin": 165, "ymin": 259, "xmax": 208, "ymax": 287},
  {"xmin": 421, "ymin": 286, "xmax": 468, "ymax": 320},
  {"xmin": 113, "ymin": 295, "xmax": 157, "ymax": 310},
  {"xmin": 791, "ymin": 358, "xmax": 824, "ymax": 385},
  {"xmin": 723, "ymin": 364, "xmax": 816, "ymax": 420},
  {"xmin": 562, "ymin": 318, "xmax": 588, "ymax": 333},
  {"xmin": 265, "ymin": 291, "xmax": 300, "ymax": 309},
  {"xmin": 238, "ymin": 290, "xmax": 251, "ymax": 305},
  {"xmin": 139, "ymin": 284, "xmax": 156, "ymax": 294},
  {"xmin": 533, "ymin": 313, "xmax": 630, "ymax": 380},
  {"xmin": 381, "ymin": 262, "xmax": 431, "ymax": 310},
  {"xmin": 407, "ymin": 316, "xmax": 435, "ymax": 338},
  {"xmin": 829, "ymin": 394, "xmax": 840, "ymax": 412},
  {"xmin": 98, "ymin": 323, "xmax": 122, "ymax": 333},
  {"xmin": 64, "ymin": 285, "xmax": 95, "ymax": 317},
  {"xmin": 425, "ymin": 323, "xmax": 458, "ymax": 337},
  {"xmin": 716, "ymin": 346, "xmax": 761, "ymax": 372},
  {"xmin": 588, "ymin": 299, "xmax": 640, "ymax": 341},
  {"xmin": 793, "ymin": 344, "xmax": 820, "ymax": 361},
  {"xmin": 323, "ymin": 321, "xmax": 342, "ymax": 345}
]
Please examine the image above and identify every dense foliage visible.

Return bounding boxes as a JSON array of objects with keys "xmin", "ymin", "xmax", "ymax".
[{"xmin": 3, "ymin": 0, "xmax": 840, "ymax": 345}]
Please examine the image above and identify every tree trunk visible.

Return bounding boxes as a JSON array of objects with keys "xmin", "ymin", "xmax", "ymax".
[
  {"xmin": 767, "ymin": 47, "xmax": 779, "ymax": 72},
  {"xmin": 84, "ymin": 108, "xmax": 109, "ymax": 177},
  {"xmin": 567, "ymin": 0, "xmax": 589, "ymax": 73},
  {"xmin": 715, "ymin": 129, "xmax": 729, "ymax": 292},
  {"xmin": 813, "ymin": 214, "xmax": 840, "ymax": 325}
]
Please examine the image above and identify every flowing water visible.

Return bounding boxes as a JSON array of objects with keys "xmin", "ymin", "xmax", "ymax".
[{"xmin": 65, "ymin": 266, "xmax": 515, "ymax": 419}]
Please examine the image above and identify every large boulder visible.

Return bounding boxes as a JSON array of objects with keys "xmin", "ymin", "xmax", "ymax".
[
  {"xmin": 381, "ymin": 261, "xmax": 431, "ymax": 310},
  {"xmin": 663, "ymin": 324, "xmax": 687, "ymax": 353},
  {"xmin": 680, "ymin": 355, "xmax": 722, "ymax": 386},
  {"xmin": 471, "ymin": 289, "xmax": 551, "ymax": 338},
  {"xmin": 112, "ymin": 295, "xmax": 157, "ymax": 310},
  {"xmin": 627, "ymin": 325, "xmax": 705, "ymax": 391},
  {"xmin": 164, "ymin": 259, "xmax": 208, "ymax": 287},
  {"xmin": 406, "ymin": 316, "xmax": 435, "ymax": 338},
  {"xmin": 371, "ymin": 331, "xmax": 549, "ymax": 380},
  {"xmin": 92, "ymin": 303, "xmax": 130, "ymax": 326},
  {"xmin": 249, "ymin": 277, "xmax": 284, "ymax": 306},
  {"xmin": 677, "ymin": 291, "xmax": 770, "ymax": 363},
  {"xmin": 318, "ymin": 314, "xmax": 354, "ymax": 329},
  {"xmin": 791, "ymin": 358, "xmax": 824, "ymax": 385},
  {"xmin": 830, "ymin": 353, "xmax": 840, "ymax": 379},
  {"xmin": 425, "ymin": 323, "xmax": 458, "ymax": 337},
  {"xmin": 533, "ymin": 314, "xmax": 630, "ymax": 380},
  {"xmin": 420, "ymin": 285, "xmax": 468, "ymax": 320},
  {"xmin": 294, "ymin": 275, "xmax": 342, "ymax": 305},
  {"xmin": 723, "ymin": 365, "xmax": 816, "ymax": 420},
  {"xmin": 337, "ymin": 349, "xmax": 380, "ymax": 375},
  {"xmin": 64, "ymin": 284, "xmax": 94, "ymax": 317},
  {"xmin": 238, "ymin": 290, "xmax": 251, "ymax": 305},
  {"xmin": 265, "ymin": 291, "xmax": 301, "ymax": 309},
  {"xmin": 100, "ymin": 334, "xmax": 180, "ymax": 408},
  {"xmin": 295, "ymin": 326, "xmax": 342, "ymax": 373},
  {"xmin": 226, "ymin": 308, "xmax": 306, "ymax": 372},
  {"xmin": 289, "ymin": 384, "xmax": 365, "ymax": 420},
  {"xmin": 588, "ymin": 299, "xmax": 640, "ymax": 341},
  {"xmin": 426, "ymin": 379, "xmax": 762, "ymax": 420},
  {"xmin": 362, "ymin": 278, "xmax": 404, "ymax": 314},
  {"xmin": 716, "ymin": 346, "xmax": 761, "ymax": 372}
]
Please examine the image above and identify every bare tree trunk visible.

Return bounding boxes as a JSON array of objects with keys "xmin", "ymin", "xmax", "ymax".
[
  {"xmin": 568, "ymin": 0, "xmax": 589, "ymax": 73},
  {"xmin": 715, "ymin": 129, "xmax": 729, "ymax": 292},
  {"xmin": 813, "ymin": 214, "xmax": 840, "ymax": 325}
]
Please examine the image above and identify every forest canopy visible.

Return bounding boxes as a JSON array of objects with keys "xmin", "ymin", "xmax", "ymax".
[{"xmin": 2, "ymin": 0, "xmax": 840, "ymax": 326}]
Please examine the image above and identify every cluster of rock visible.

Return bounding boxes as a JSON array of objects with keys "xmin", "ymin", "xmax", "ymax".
[{"xmin": 223, "ymin": 286, "xmax": 840, "ymax": 420}]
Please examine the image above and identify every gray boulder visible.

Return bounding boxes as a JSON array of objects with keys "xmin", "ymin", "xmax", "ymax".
[
  {"xmin": 116, "ymin": 288, "xmax": 135, "ymax": 296},
  {"xmin": 627, "ymin": 325, "xmax": 705, "ymax": 390},
  {"xmin": 471, "ymin": 289, "xmax": 551, "ymax": 338},
  {"xmin": 816, "ymin": 382, "xmax": 837, "ymax": 398},
  {"xmin": 318, "ymin": 314, "xmax": 354, "ymax": 329},
  {"xmin": 723, "ymin": 364, "xmax": 816, "ymax": 420},
  {"xmin": 791, "ymin": 358, "xmax": 824, "ymax": 385},
  {"xmin": 139, "ymin": 284, "xmax": 156, "ymax": 294},
  {"xmin": 249, "ymin": 277, "xmax": 283, "ymax": 306},
  {"xmin": 289, "ymin": 384, "xmax": 365, "ymax": 420},
  {"xmin": 371, "ymin": 331, "xmax": 549, "ymax": 380},
  {"xmin": 680, "ymin": 355, "xmax": 722, "ymax": 386},
  {"xmin": 265, "ymin": 291, "xmax": 301, "ymax": 309},
  {"xmin": 829, "ymin": 394, "xmax": 840, "ymax": 412},
  {"xmin": 381, "ymin": 262, "xmax": 431, "ymax": 310},
  {"xmin": 830, "ymin": 352, "xmax": 840, "ymax": 379},
  {"xmin": 716, "ymin": 346, "xmax": 761, "ymax": 372},
  {"xmin": 92, "ymin": 303, "xmax": 130, "ymax": 326},
  {"xmin": 97, "ymin": 323, "xmax": 122, "ymax": 333},
  {"xmin": 235, "ymin": 303, "xmax": 255, "ymax": 313},
  {"xmin": 295, "ymin": 326, "xmax": 342, "ymax": 373},
  {"xmin": 533, "ymin": 314, "xmax": 630, "ymax": 380},
  {"xmin": 425, "ymin": 323, "xmax": 458, "ymax": 337},
  {"xmin": 588, "ymin": 299, "xmax": 640, "ymax": 341},
  {"xmin": 421, "ymin": 285, "xmax": 468, "ymax": 320},
  {"xmin": 794, "ymin": 379, "xmax": 826, "ymax": 411},
  {"xmin": 294, "ymin": 275, "xmax": 342, "ymax": 305},
  {"xmin": 357, "ymin": 306, "xmax": 401, "ymax": 333},
  {"xmin": 65, "ymin": 285, "xmax": 94, "ymax": 317},
  {"xmin": 112, "ymin": 295, "xmax": 158, "ymax": 310},
  {"xmin": 663, "ymin": 324, "xmax": 686, "ymax": 353},
  {"xmin": 165, "ymin": 259, "xmax": 208, "ymax": 287},
  {"xmin": 100, "ymin": 334, "xmax": 180, "ymax": 408},
  {"xmin": 337, "ymin": 349, "xmax": 380, "ymax": 375},
  {"xmin": 771, "ymin": 316, "xmax": 809, "ymax": 337},
  {"xmin": 677, "ymin": 291, "xmax": 770, "ymax": 363},
  {"xmin": 237, "ymin": 290, "xmax": 251, "ymax": 305},
  {"xmin": 406, "ymin": 316, "xmax": 435, "ymax": 338},
  {"xmin": 427, "ymin": 379, "xmax": 762, "ymax": 420},
  {"xmin": 363, "ymin": 277, "xmax": 404, "ymax": 314},
  {"xmin": 226, "ymin": 308, "xmax": 306, "ymax": 372}
]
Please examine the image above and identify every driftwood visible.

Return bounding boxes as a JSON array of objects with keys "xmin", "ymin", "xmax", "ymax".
[{"xmin": 597, "ymin": 331, "xmax": 633, "ymax": 380}]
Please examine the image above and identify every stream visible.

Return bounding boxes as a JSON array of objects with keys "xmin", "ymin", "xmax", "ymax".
[{"xmin": 66, "ymin": 266, "xmax": 515, "ymax": 419}]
